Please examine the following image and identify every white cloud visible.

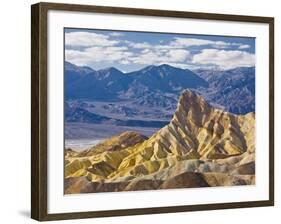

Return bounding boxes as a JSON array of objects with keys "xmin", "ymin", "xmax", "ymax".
[
  {"xmin": 170, "ymin": 38, "xmax": 245, "ymax": 49},
  {"xmin": 167, "ymin": 49, "xmax": 191, "ymax": 61},
  {"xmin": 130, "ymin": 51, "xmax": 160, "ymax": 64},
  {"xmin": 192, "ymin": 49, "xmax": 255, "ymax": 69},
  {"xmin": 123, "ymin": 37, "xmax": 249, "ymax": 51},
  {"xmin": 130, "ymin": 49, "xmax": 190, "ymax": 65},
  {"xmin": 125, "ymin": 41, "xmax": 153, "ymax": 49},
  {"xmin": 65, "ymin": 46, "xmax": 133, "ymax": 66},
  {"xmin": 65, "ymin": 32, "xmax": 119, "ymax": 47},
  {"xmin": 65, "ymin": 31, "xmax": 254, "ymax": 71},
  {"xmin": 238, "ymin": 44, "xmax": 251, "ymax": 49},
  {"xmin": 65, "ymin": 49, "xmax": 93, "ymax": 65},
  {"xmin": 172, "ymin": 38, "xmax": 214, "ymax": 47},
  {"xmin": 120, "ymin": 60, "xmax": 130, "ymax": 65},
  {"xmin": 159, "ymin": 62, "xmax": 192, "ymax": 69},
  {"xmin": 141, "ymin": 49, "xmax": 151, "ymax": 54},
  {"xmin": 109, "ymin": 32, "xmax": 124, "ymax": 37}
]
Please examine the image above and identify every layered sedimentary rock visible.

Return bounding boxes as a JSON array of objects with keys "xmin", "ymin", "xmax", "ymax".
[{"xmin": 65, "ymin": 90, "xmax": 255, "ymax": 194}]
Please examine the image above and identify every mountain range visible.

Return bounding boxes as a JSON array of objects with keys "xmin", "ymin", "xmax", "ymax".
[
  {"xmin": 65, "ymin": 61, "xmax": 208, "ymax": 99},
  {"xmin": 65, "ymin": 61, "xmax": 255, "ymax": 116}
]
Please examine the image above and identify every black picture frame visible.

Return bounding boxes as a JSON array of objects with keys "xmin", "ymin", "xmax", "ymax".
[{"xmin": 31, "ymin": 2, "xmax": 274, "ymax": 221}]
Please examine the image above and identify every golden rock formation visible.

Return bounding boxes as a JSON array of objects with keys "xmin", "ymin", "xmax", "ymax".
[{"xmin": 65, "ymin": 90, "xmax": 255, "ymax": 194}]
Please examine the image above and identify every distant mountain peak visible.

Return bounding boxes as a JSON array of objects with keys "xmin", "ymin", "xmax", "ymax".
[
  {"xmin": 142, "ymin": 64, "xmax": 184, "ymax": 72},
  {"xmin": 194, "ymin": 66, "xmax": 255, "ymax": 74},
  {"xmin": 98, "ymin": 67, "xmax": 123, "ymax": 73},
  {"xmin": 157, "ymin": 64, "xmax": 175, "ymax": 69},
  {"xmin": 228, "ymin": 66, "xmax": 255, "ymax": 73},
  {"xmin": 95, "ymin": 67, "xmax": 124, "ymax": 80},
  {"xmin": 65, "ymin": 61, "xmax": 95, "ymax": 73},
  {"xmin": 138, "ymin": 63, "xmax": 200, "ymax": 76}
]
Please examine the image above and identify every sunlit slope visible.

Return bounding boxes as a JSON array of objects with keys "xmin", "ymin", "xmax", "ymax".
[{"xmin": 65, "ymin": 90, "xmax": 255, "ymax": 193}]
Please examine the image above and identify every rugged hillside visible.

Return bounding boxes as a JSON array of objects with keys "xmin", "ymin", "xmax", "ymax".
[
  {"xmin": 126, "ymin": 64, "xmax": 208, "ymax": 94},
  {"xmin": 65, "ymin": 90, "xmax": 255, "ymax": 193},
  {"xmin": 65, "ymin": 102, "xmax": 169, "ymax": 128},
  {"xmin": 65, "ymin": 62, "xmax": 124, "ymax": 100},
  {"xmin": 195, "ymin": 67, "xmax": 255, "ymax": 114}
]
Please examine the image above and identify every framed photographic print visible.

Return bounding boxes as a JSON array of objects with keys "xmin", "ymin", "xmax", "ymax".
[{"xmin": 31, "ymin": 2, "xmax": 274, "ymax": 221}]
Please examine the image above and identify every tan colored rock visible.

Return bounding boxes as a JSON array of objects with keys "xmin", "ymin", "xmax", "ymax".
[
  {"xmin": 77, "ymin": 131, "xmax": 148, "ymax": 157},
  {"xmin": 65, "ymin": 90, "xmax": 255, "ymax": 194}
]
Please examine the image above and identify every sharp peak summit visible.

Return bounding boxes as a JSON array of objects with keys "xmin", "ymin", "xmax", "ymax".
[
  {"xmin": 65, "ymin": 61, "xmax": 95, "ymax": 72},
  {"xmin": 177, "ymin": 90, "xmax": 210, "ymax": 109},
  {"xmin": 142, "ymin": 63, "xmax": 189, "ymax": 71},
  {"xmin": 98, "ymin": 66, "xmax": 123, "ymax": 73}
]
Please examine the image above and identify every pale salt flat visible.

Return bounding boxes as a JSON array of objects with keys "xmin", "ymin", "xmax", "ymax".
[{"xmin": 65, "ymin": 139, "xmax": 103, "ymax": 152}]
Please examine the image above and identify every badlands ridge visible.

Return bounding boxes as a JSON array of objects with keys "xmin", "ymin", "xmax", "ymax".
[{"xmin": 65, "ymin": 90, "xmax": 255, "ymax": 194}]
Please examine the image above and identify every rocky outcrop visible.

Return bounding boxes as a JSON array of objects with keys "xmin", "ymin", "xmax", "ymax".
[
  {"xmin": 65, "ymin": 90, "xmax": 255, "ymax": 194},
  {"xmin": 77, "ymin": 131, "xmax": 148, "ymax": 156},
  {"xmin": 149, "ymin": 90, "xmax": 255, "ymax": 159}
]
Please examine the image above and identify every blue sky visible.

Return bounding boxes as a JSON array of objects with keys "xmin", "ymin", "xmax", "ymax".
[{"xmin": 65, "ymin": 28, "xmax": 255, "ymax": 72}]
